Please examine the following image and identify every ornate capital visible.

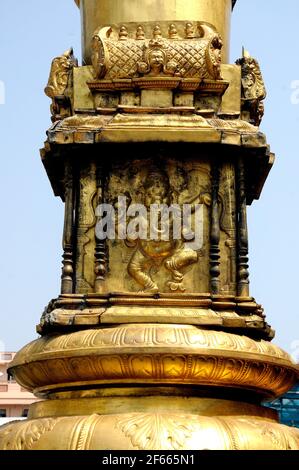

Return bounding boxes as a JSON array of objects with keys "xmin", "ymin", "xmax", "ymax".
[{"xmin": 91, "ymin": 22, "xmax": 223, "ymax": 81}]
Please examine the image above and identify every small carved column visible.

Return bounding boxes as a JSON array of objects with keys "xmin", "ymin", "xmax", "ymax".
[
  {"xmin": 219, "ymin": 162, "xmax": 237, "ymax": 295},
  {"xmin": 210, "ymin": 163, "xmax": 221, "ymax": 294},
  {"xmin": 237, "ymin": 156, "xmax": 250, "ymax": 297},
  {"xmin": 61, "ymin": 158, "xmax": 74, "ymax": 294},
  {"xmin": 75, "ymin": 161, "xmax": 97, "ymax": 293},
  {"xmin": 94, "ymin": 164, "xmax": 107, "ymax": 293}
]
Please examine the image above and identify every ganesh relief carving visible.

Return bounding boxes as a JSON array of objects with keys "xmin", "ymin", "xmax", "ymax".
[{"xmin": 99, "ymin": 158, "xmax": 211, "ymax": 294}]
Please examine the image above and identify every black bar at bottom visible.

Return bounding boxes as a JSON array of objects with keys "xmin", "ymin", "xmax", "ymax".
[{"xmin": 0, "ymin": 450, "xmax": 298, "ymax": 466}]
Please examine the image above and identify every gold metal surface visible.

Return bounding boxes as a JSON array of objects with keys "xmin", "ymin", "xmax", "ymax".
[
  {"xmin": 2, "ymin": 0, "xmax": 295, "ymax": 452},
  {"xmin": 38, "ymin": 294, "xmax": 270, "ymax": 336},
  {"xmin": 28, "ymin": 393, "xmax": 277, "ymax": 420},
  {"xmin": 9, "ymin": 325, "xmax": 297, "ymax": 399},
  {"xmin": 75, "ymin": 0, "xmax": 233, "ymax": 64},
  {"xmin": 1, "ymin": 412, "xmax": 299, "ymax": 450},
  {"xmin": 47, "ymin": 113, "xmax": 259, "ymax": 145},
  {"xmin": 220, "ymin": 64, "xmax": 241, "ymax": 114}
]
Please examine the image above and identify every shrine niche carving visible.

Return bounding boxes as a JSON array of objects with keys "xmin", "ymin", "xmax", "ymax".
[
  {"xmin": 103, "ymin": 158, "xmax": 211, "ymax": 295},
  {"xmin": 125, "ymin": 166, "xmax": 210, "ymax": 293}
]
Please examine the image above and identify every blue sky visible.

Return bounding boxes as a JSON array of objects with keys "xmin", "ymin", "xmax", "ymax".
[{"xmin": 0, "ymin": 1, "xmax": 298, "ymax": 358}]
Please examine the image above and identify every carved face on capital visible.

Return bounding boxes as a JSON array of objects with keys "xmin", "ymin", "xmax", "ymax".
[{"xmin": 148, "ymin": 49, "xmax": 165, "ymax": 71}]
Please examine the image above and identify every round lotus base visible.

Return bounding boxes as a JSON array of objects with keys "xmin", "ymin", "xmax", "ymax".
[
  {"xmin": 7, "ymin": 324, "xmax": 298, "ymax": 398},
  {"xmin": 0, "ymin": 324, "xmax": 298, "ymax": 450}
]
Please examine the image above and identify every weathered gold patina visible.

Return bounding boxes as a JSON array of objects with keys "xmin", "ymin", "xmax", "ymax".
[{"xmin": 1, "ymin": 0, "xmax": 298, "ymax": 450}]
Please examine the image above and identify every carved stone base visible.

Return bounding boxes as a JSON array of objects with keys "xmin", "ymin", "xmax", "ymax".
[{"xmin": 1, "ymin": 325, "xmax": 298, "ymax": 450}]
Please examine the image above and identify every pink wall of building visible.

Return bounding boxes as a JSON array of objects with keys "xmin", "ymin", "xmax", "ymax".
[{"xmin": 0, "ymin": 352, "xmax": 39, "ymax": 418}]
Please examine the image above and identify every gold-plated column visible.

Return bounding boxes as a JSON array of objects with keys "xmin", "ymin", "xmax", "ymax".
[{"xmin": 75, "ymin": 0, "xmax": 233, "ymax": 63}]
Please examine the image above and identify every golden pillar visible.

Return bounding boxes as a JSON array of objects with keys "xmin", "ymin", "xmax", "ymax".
[
  {"xmin": 76, "ymin": 0, "xmax": 233, "ymax": 63},
  {"xmin": 1, "ymin": 0, "xmax": 298, "ymax": 450}
]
